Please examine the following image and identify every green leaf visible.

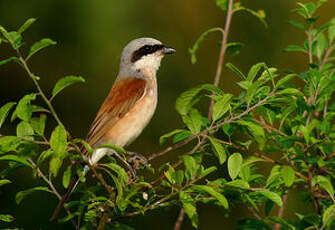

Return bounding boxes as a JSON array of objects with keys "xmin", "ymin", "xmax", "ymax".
[
  {"xmin": 278, "ymin": 88, "xmax": 303, "ymax": 96},
  {"xmin": 226, "ymin": 63, "xmax": 246, "ymax": 79},
  {"xmin": 63, "ymin": 166, "xmax": 72, "ymax": 189},
  {"xmin": 16, "ymin": 186, "xmax": 50, "ymax": 204},
  {"xmin": 0, "ymin": 136, "xmax": 21, "ymax": 154},
  {"xmin": 328, "ymin": 18, "xmax": 335, "ymax": 41},
  {"xmin": 237, "ymin": 121, "xmax": 265, "ymax": 150},
  {"xmin": 16, "ymin": 121, "xmax": 34, "ymax": 138},
  {"xmin": 174, "ymin": 170, "xmax": 184, "ymax": 186},
  {"xmin": 176, "ymin": 84, "xmax": 223, "ymax": 115},
  {"xmin": 315, "ymin": 33, "xmax": 328, "ymax": 59},
  {"xmin": 159, "ymin": 129, "xmax": 186, "ymax": 145},
  {"xmin": 181, "ymin": 155, "xmax": 197, "ymax": 181},
  {"xmin": 30, "ymin": 114, "xmax": 47, "ymax": 136},
  {"xmin": 0, "ymin": 154, "xmax": 31, "ymax": 167},
  {"xmin": 287, "ymin": 20, "xmax": 305, "ymax": 30},
  {"xmin": 50, "ymin": 157, "xmax": 63, "ymax": 177},
  {"xmin": 180, "ymin": 191, "xmax": 198, "ymax": 228},
  {"xmin": 247, "ymin": 62, "xmax": 265, "ymax": 82},
  {"xmin": 189, "ymin": 28, "xmax": 224, "ymax": 64},
  {"xmin": 281, "ymin": 166, "xmax": 295, "ymax": 187},
  {"xmin": 225, "ymin": 179, "xmax": 250, "ymax": 189},
  {"xmin": 191, "ymin": 185, "xmax": 229, "ymax": 209},
  {"xmin": 212, "ymin": 94, "xmax": 233, "ymax": 121},
  {"xmin": 0, "ymin": 57, "xmax": 17, "ymax": 67},
  {"xmin": 216, "ymin": 0, "xmax": 228, "ymax": 11},
  {"xmin": 199, "ymin": 166, "xmax": 217, "ymax": 178},
  {"xmin": 314, "ymin": 176, "xmax": 334, "ymax": 198},
  {"xmin": 228, "ymin": 153, "xmax": 243, "ymax": 180},
  {"xmin": 226, "ymin": 42, "xmax": 244, "ymax": 56},
  {"xmin": 15, "ymin": 94, "xmax": 36, "ymax": 121},
  {"xmin": 255, "ymin": 190, "xmax": 283, "ymax": 207},
  {"xmin": 0, "ymin": 102, "xmax": 16, "ymax": 128},
  {"xmin": 238, "ymin": 7, "xmax": 267, "ymax": 28},
  {"xmin": 0, "ymin": 214, "xmax": 14, "ymax": 223},
  {"xmin": 27, "ymin": 38, "xmax": 56, "ymax": 60},
  {"xmin": 208, "ymin": 137, "xmax": 227, "ymax": 164},
  {"xmin": 275, "ymin": 74, "xmax": 297, "ymax": 89},
  {"xmin": 18, "ymin": 18, "xmax": 36, "ymax": 34},
  {"xmin": 7, "ymin": 31, "xmax": 22, "ymax": 49},
  {"xmin": 323, "ymin": 204, "xmax": 335, "ymax": 226},
  {"xmin": 0, "ymin": 179, "xmax": 11, "ymax": 187},
  {"xmin": 96, "ymin": 143, "xmax": 126, "ymax": 156},
  {"xmin": 182, "ymin": 109, "xmax": 203, "ymax": 134},
  {"xmin": 37, "ymin": 149, "xmax": 54, "ymax": 165},
  {"xmin": 50, "ymin": 125, "xmax": 67, "ymax": 154},
  {"xmin": 164, "ymin": 165, "xmax": 176, "ymax": 184},
  {"xmin": 284, "ymin": 45, "xmax": 306, "ymax": 52},
  {"xmin": 52, "ymin": 76, "xmax": 85, "ymax": 98},
  {"xmin": 103, "ymin": 163, "xmax": 129, "ymax": 185}
]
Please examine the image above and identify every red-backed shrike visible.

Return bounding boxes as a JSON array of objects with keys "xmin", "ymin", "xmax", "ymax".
[{"xmin": 50, "ymin": 37, "xmax": 175, "ymax": 220}]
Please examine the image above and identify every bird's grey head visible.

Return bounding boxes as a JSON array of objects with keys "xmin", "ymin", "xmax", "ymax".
[{"xmin": 119, "ymin": 37, "xmax": 175, "ymax": 77}]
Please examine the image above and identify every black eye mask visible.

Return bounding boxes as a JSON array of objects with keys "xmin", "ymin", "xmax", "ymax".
[{"xmin": 131, "ymin": 44, "xmax": 165, "ymax": 63}]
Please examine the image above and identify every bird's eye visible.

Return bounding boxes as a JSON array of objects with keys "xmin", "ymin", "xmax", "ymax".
[{"xmin": 144, "ymin": 46, "xmax": 151, "ymax": 51}]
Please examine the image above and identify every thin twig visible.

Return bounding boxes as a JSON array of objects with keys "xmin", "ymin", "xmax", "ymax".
[
  {"xmin": 174, "ymin": 208, "xmax": 185, "ymax": 230},
  {"xmin": 208, "ymin": 0, "xmax": 234, "ymax": 120},
  {"xmin": 274, "ymin": 193, "xmax": 288, "ymax": 230}
]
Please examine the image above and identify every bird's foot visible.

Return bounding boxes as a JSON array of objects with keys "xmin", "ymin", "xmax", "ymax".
[{"xmin": 126, "ymin": 151, "xmax": 149, "ymax": 170}]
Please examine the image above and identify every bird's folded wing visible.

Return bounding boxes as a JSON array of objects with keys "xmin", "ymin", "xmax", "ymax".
[{"xmin": 86, "ymin": 77, "xmax": 146, "ymax": 147}]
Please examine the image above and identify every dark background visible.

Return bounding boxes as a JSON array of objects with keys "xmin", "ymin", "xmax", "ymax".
[{"xmin": 0, "ymin": 0, "xmax": 334, "ymax": 229}]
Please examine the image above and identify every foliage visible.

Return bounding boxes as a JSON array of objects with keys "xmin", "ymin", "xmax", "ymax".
[{"xmin": 1, "ymin": 0, "xmax": 335, "ymax": 229}]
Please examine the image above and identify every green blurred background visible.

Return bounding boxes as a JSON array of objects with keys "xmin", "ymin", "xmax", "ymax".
[{"xmin": 0, "ymin": 0, "xmax": 335, "ymax": 229}]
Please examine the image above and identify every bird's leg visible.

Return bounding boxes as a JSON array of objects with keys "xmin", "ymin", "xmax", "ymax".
[
  {"xmin": 126, "ymin": 151, "xmax": 149, "ymax": 170},
  {"xmin": 106, "ymin": 150, "xmax": 137, "ymax": 181}
]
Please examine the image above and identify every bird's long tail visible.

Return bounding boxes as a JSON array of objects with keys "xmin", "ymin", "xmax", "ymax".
[{"xmin": 50, "ymin": 165, "xmax": 89, "ymax": 221}]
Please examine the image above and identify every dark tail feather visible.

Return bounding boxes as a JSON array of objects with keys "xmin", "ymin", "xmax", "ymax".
[{"xmin": 50, "ymin": 175, "xmax": 79, "ymax": 221}]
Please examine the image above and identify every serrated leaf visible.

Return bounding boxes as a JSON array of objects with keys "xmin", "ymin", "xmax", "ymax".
[
  {"xmin": 164, "ymin": 165, "xmax": 175, "ymax": 184},
  {"xmin": 228, "ymin": 153, "xmax": 243, "ymax": 180},
  {"xmin": 52, "ymin": 76, "xmax": 85, "ymax": 98},
  {"xmin": 182, "ymin": 155, "xmax": 197, "ymax": 181},
  {"xmin": 180, "ymin": 191, "xmax": 198, "ymax": 228},
  {"xmin": 256, "ymin": 190, "xmax": 283, "ymax": 207},
  {"xmin": 18, "ymin": 18, "xmax": 36, "ymax": 34},
  {"xmin": 37, "ymin": 149, "xmax": 54, "ymax": 165},
  {"xmin": 16, "ymin": 186, "xmax": 50, "ymax": 204},
  {"xmin": 27, "ymin": 38, "xmax": 56, "ymax": 60},
  {"xmin": 208, "ymin": 137, "xmax": 227, "ymax": 164},
  {"xmin": 191, "ymin": 185, "xmax": 229, "ymax": 209},
  {"xmin": 314, "ymin": 176, "xmax": 334, "ymax": 198},
  {"xmin": 63, "ymin": 166, "xmax": 72, "ymax": 188},
  {"xmin": 281, "ymin": 166, "xmax": 295, "ymax": 187},
  {"xmin": 212, "ymin": 94, "xmax": 232, "ymax": 121},
  {"xmin": 159, "ymin": 129, "xmax": 186, "ymax": 145},
  {"xmin": 50, "ymin": 125, "xmax": 67, "ymax": 154},
  {"xmin": 7, "ymin": 31, "xmax": 22, "ymax": 49},
  {"xmin": 0, "ymin": 214, "xmax": 14, "ymax": 223},
  {"xmin": 226, "ymin": 63, "xmax": 246, "ymax": 79},
  {"xmin": 0, "ymin": 102, "xmax": 16, "ymax": 128},
  {"xmin": 0, "ymin": 179, "xmax": 11, "ymax": 187},
  {"xmin": 15, "ymin": 94, "xmax": 36, "ymax": 121},
  {"xmin": 199, "ymin": 166, "xmax": 217, "ymax": 178}
]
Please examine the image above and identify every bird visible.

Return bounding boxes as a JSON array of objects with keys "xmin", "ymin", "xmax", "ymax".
[{"xmin": 50, "ymin": 37, "xmax": 176, "ymax": 221}]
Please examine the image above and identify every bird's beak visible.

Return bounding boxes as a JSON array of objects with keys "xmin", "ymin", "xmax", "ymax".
[{"xmin": 162, "ymin": 46, "xmax": 176, "ymax": 55}]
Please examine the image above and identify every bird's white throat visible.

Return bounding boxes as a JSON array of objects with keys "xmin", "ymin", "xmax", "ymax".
[{"xmin": 134, "ymin": 54, "xmax": 163, "ymax": 75}]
